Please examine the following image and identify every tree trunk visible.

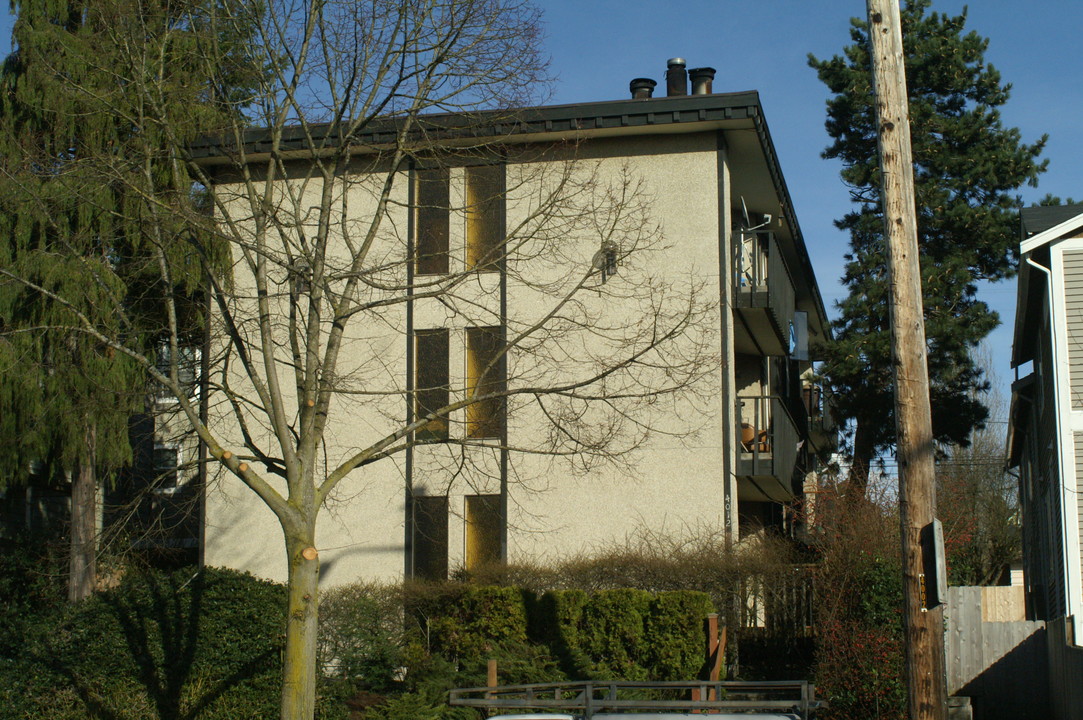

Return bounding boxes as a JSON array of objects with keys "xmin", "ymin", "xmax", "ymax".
[
  {"xmin": 847, "ymin": 414, "xmax": 875, "ymax": 499},
  {"xmin": 68, "ymin": 424, "xmax": 97, "ymax": 603},
  {"xmin": 281, "ymin": 530, "xmax": 320, "ymax": 720}
]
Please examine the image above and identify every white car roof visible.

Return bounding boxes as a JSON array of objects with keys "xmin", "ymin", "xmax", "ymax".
[{"xmin": 489, "ymin": 715, "xmax": 801, "ymax": 720}]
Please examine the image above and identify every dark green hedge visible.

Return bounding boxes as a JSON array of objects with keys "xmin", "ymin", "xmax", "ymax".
[
  {"xmin": 0, "ymin": 565, "xmax": 286, "ymax": 720},
  {"xmin": 408, "ymin": 584, "xmax": 715, "ymax": 684},
  {"xmin": 0, "ymin": 561, "xmax": 717, "ymax": 719}
]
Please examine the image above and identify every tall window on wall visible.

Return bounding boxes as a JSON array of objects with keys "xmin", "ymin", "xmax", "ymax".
[
  {"xmin": 415, "ymin": 329, "xmax": 450, "ymax": 441},
  {"xmin": 466, "ymin": 326, "xmax": 505, "ymax": 439},
  {"xmin": 412, "ymin": 495, "xmax": 448, "ymax": 580},
  {"xmin": 465, "ymin": 494, "xmax": 502, "ymax": 570},
  {"xmin": 416, "ymin": 168, "xmax": 449, "ymax": 275},
  {"xmin": 152, "ymin": 443, "xmax": 179, "ymax": 493},
  {"xmin": 465, "ymin": 165, "xmax": 505, "ymax": 272}
]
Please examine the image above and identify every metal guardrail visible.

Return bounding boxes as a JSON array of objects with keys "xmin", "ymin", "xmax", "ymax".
[
  {"xmin": 738, "ymin": 395, "xmax": 799, "ymax": 486},
  {"xmin": 449, "ymin": 680, "xmax": 822, "ymax": 719},
  {"xmin": 735, "ymin": 231, "xmax": 796, "ymax": 344}
]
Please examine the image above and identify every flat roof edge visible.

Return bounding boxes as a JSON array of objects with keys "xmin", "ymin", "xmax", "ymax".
[{"xmin": 188, "ymin": 92, "xmax": 764, "ymax": 160}]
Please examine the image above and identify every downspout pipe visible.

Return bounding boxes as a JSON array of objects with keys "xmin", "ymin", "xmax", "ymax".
[{"xmin": 1026, "ymin": 255, "xmax": 1077, "ymax": 628}]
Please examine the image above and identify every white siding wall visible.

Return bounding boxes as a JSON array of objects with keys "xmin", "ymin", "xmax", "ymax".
[
  {"xmin": 1053, "ymin": 238, "xmax": 1083, "ymax": 641},
  {"xmin": 1063, "ymin": 250, "xmax": 1083, "ymax": 409}
]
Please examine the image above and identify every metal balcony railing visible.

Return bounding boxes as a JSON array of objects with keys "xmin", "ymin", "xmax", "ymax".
[
  {"xmin": 738, "ymin": 395, "xmax": 799, "ymax": 484},
  {"xmin": 735, "ymin": 231, "xmax": 796, "ymax": 346}
]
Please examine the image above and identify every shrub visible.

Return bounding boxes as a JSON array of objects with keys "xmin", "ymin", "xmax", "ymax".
[
  {"xmin": 406, "ymin": 583, "xmax": 528, "ymax": 663},
  {"xmin": 400, "ymin": 581, "xmax": 715, "ymax": 686},
  {"xmin": 578, "ymin": 588, "xmax": 652, "ymax": 680},
  {"xmin": 811, "ymin": 484, "xmax": 906, "ymax": 720},
  {"xmin": 0, "ymin": 535, "xmax": 67, "ymax": 657},
  {"xmin": 645, "ymin": 591, "xmax": 716, "ymax": 681},
  {"xmin": 0, "ymin": 565, "xmax": 285, "ymax": 720},
  {"xmin": 319, "ymin": 581, "xmax": 405, "ymax": 692}
]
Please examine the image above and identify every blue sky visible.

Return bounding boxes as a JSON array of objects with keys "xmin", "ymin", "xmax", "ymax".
[{"xmin": 2, "ymin": 1, "xmax": 1079, "ymax": 410}]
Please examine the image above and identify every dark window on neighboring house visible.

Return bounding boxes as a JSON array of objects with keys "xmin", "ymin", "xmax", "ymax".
[
  {"xmin": 465, "ymin": 165, "xmax": 505, "ymax": 272},
  {"xmin": 466, "ymin": 327, "xmax": 505, "ymax": 439},
  {"xmin": 416, "ymin": 168, "xmax": 450, "ymax": 275},
  {"xmin": 412, "ymin": 495, "xmax": 448, "ymax": 580},
  {"xmin": 465, "ymin": 494, "xmax": 502, "ymax": 570},
  {"xmin": 415, "ymin": 329, "xmax": 450, "ymax": 441}
]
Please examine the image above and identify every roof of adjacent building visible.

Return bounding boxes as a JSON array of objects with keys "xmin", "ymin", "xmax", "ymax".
[
  {"xmin": 1021, "ymin": 203, "xmax": 1083, "ymax": 238},
  {"xmin": 1012, "ymin": 204, "xmax": 1083, "ymax": 368}
]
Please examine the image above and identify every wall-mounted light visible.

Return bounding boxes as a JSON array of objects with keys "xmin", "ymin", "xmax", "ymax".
[{"xmin": 592, "ymin": 240, "xmax": 620, "ymax": 284}]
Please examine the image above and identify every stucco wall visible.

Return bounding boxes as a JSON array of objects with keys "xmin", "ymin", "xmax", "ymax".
[{"xmin": 201, "ymin": 130, "xmax": 726, "ymax": 585}]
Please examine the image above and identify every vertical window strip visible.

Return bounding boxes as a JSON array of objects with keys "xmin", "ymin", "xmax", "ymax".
[
  {"xmin": 416, "ymin": 168, "xmax": 450, "ymax": 275},
  {"xmin": 466, "ymin": 326, "xmax": 505, "ymax": 439},
  {"xmin": 465, "ymin": 165, "xmax": 505, "ymax": 272},
  {"xmin": 415, "ymin": 329, "xmax": 450, "ymax": 441}
]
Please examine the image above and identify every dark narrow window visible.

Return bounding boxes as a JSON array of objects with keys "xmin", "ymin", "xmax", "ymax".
[
  {"xmin": 152, "ymin": 444, "xmax": 179, "ymax": 492},
  {"xmin": 155, "ymin": 343, "xmax": 200, "ymax": 401},
  {"xmin": 465, "ymin": 494, "xmax": 502, "ymax": 570},
  {"xmin": 416, "ymin": 168, "xmax": 450, "ymax": 275},
  {"xmin": 466, "ymin": 327, "xmax": 505, "ymax": 439},
  {"xmin": 465, "ymin": 165, "xmax": 505, "ymax": 272},
  {"xmin": 412, "ymin": 495, "xmax": 449, "ymax": 580},
  {"xmin": 415, "ymin": 329, "xmax": 450, "ymax": 441}
]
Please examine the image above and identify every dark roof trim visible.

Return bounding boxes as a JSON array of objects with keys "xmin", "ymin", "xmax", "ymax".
[
  {"xmin": 188, "ymin": 91, "xmax": 764, "ymax": 160},
  {"xmin": 1021, "ymin": 203, "xmax": 1083, "ymax": 238}
]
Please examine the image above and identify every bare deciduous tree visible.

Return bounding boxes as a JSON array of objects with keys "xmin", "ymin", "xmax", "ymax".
[{"xmin": 1, "ymin": 2, "xmax": 718, "ymax": 717}]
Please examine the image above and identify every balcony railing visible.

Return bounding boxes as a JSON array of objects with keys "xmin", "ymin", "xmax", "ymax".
[
  {"xmin": 735, "ymin": 232, "xmax": 796, "ymax": 353},
  {"xmin": 802, "ymin": 384, "xmax": 837, "ymax": 453},
  {"xmin": 738, "ymin": 395, "xmax": 799, "ymax": 491}
]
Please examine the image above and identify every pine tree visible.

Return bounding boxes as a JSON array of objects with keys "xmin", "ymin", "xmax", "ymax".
[
  {"xmin": 808, "ymin": 0, "xmax": 1047, "ymax": 491},
  {"xmin": 0, "ymin": 0, "xmax": 259, "ymax": 599}
]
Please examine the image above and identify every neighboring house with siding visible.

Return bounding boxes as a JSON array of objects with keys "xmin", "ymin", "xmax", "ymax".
[
  {"xmin": 187, "ymin": 61, "xmax": 833, "ymax": 587},
  {"xmin": 1008, "ymin": 203, "xmax": 1083, "ymax": 647}
]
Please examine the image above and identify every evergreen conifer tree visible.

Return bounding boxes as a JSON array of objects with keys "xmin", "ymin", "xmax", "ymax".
[
  {"xmin": 0, "ymin": 0, "xmax": 260, "ymax": 599},
  {"xmin": 808, "ymin": 0, "xmax": 1048, "ymax": 490}
]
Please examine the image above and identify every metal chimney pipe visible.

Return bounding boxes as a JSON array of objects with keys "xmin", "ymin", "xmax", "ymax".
[
  {"xmin": 629, "ymin": 78, "xmax": 657, "ymax": 99},
  {"xmin": 665, "ymin": 57, "xmax": 688, "ymax": 97},
  {"xmin": 689, "ymin": 67, "xmax": 716, "ymax": 95}
]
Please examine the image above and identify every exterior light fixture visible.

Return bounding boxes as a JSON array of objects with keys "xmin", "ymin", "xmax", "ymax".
[{"xmin": 592, "ymin": 241, "xmax": 619, "ymax": 284}]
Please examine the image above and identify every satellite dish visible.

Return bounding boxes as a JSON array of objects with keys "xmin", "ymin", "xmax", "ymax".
[{"xmin": 741, "ymin": 196, "xmax": 751, "ymax": 229}]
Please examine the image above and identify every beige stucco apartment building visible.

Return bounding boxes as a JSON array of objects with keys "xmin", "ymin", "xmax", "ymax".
[{"xmin": 185, "ymin": 60, "xmax": 832, "ymax": 586}]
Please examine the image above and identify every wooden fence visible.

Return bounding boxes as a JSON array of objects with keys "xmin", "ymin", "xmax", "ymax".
[{"xmin": 944, "ymin": 586, "xmax": 1047, "ymax": 720}]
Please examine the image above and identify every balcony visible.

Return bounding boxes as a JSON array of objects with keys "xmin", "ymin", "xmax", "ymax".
[
  {"xmin": 738, "ymin": 395, "xmax": 799, "ymax": 502},
  {"xmin": 802, "ymin": 385, "xmax": 837, "ymax": 454},
  {"xmin": 734, "ymin": 232, "xmax": 796, "ymax": 356}
]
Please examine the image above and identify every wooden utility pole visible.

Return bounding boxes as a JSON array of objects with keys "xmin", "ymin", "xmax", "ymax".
[{"xmin": 865, "ymin": 1, "xmax": 948, "ymax": 719}]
